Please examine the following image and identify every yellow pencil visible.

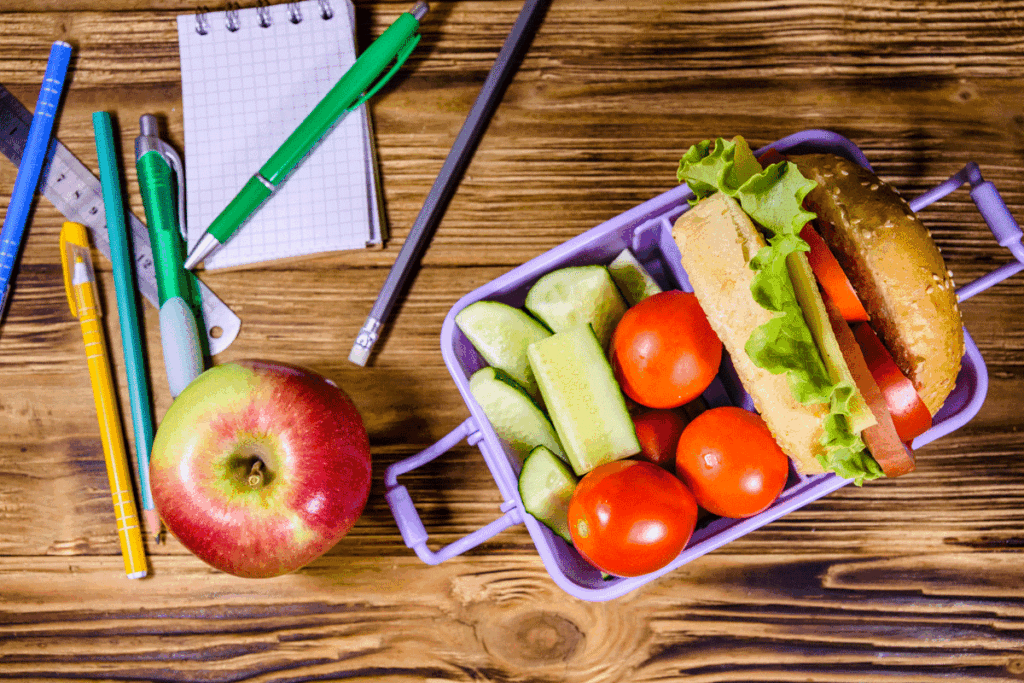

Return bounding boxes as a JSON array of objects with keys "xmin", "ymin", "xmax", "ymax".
[{"xmin": 60, "ymin": 222, "xmax": 148, "ymax": 579}]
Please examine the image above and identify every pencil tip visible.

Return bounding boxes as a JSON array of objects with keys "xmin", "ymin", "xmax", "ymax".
[{"xmin": 143, "ymin": 508, "xmax": 163, "ymax": 543}]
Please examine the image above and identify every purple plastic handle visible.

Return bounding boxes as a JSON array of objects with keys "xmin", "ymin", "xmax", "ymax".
[
  {"xmin": 385, "ymin": 129, "xmax": 1021, "ymax": 601},
  {"xmin": 385, "ymin": 417, "xmax": 524, "ymax": 565},
  {"xmin": 909, "ymin": 161, "xmax": 1024, "ymax": 301}
]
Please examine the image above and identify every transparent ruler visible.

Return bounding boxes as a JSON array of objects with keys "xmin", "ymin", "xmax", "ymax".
[{"xmin": 0, "ymin": 84, "xmax": 240, "ymax": 355}]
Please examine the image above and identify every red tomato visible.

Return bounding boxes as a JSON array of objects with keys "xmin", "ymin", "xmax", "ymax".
[
  {"xmin": 675, "ymin": 406, "xmax": 790, "ymax": 518},
  {"xmin": 611, "ymin": 290, "xmax": 722, "ymax": 409},
  {"xmin": 853, "ymin": 322, "xmax": 933, "ymax": 443},
  {"xmin": 756, "ymin": 148, "xmax": 785, "ymax": 166},
  {"xmin": 632, "ymin": 409, "xmax": 688, "ymax": 471},
  {"xmin": 568, "ymin": 460, "xmax": 698, "ymax": 577},
  {"xmin": 823, "ymin": 293, "xmax": 915, "ymax": 477},
  {"xmin": 800, "ymin": 224, "xmax": 870, "ymax": 323}
]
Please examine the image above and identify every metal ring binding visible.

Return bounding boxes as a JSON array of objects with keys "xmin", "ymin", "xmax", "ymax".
[
  {"xmin": 192, "ymin": 0, "xmax": 336, "ymax": 35},
  {"xmin": 194, "ymin": 6, "xmax": 212, "ymax": 35},
  {"xmin": 256, "ymin": 0, "xmax": 272, "ymax": 27},
  {"xmin": 224, "ymin": 2, "xmax": 241, "ymax": 31}
]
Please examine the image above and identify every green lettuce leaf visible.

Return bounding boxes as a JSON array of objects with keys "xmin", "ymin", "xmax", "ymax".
[{"xmin": 678, "ymin": 136, "xmax": 882, "ymax": 485}]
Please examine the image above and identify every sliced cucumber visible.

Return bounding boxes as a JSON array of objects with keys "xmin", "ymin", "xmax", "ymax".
[
  {"xmin": 527, "ymin": 324, "xmax": 640, "ymax": 475},
  {"xmin": 786, "ymin": 251, "xmax": 876, "ymax": 433},
  {"xmin": 518, "ymin": 445, "xmax": 578, "ymax": 542},
  {"xmin": 468, "ymin": 367, "xmax": 566, "ymax": 462},
  {"xmin": 524, "ymin": 265, "xmax": 628, "ymax": 352},
  {"xmin": 456, "ymin": 300, "xmax": 550, "ymax": 401},
  {"xmin": 608, "ymin": 248, "xmax": 662, "ymax": 305}
]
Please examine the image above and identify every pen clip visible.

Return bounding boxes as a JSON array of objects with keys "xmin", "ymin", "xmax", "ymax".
[
  {"xmin": 59, "ymin": 221, "xmax": 93, "ymax": 319},
  {"xmin": 156, "ymin": 143, "xmax": 188, "ymax": 242},
  {"xmin": 349, "ymin": 33, "xmax": 422, "ymax": 113},
  {"xmin": 137, "ymin": 115, "xmax": 189, "ymax": 241}
]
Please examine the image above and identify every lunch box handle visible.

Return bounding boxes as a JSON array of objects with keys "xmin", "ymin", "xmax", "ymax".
[
  {"xmin": 384, "ymin": 417, "xmax": 524, "ymax": 565},
  {"xmin": 910, "ymin": 161, "xmax": 1024, "ymax": 301}
]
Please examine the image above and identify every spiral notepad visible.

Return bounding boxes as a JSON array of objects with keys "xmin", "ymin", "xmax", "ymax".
[{"xmin": 177, "ymin": 0, "xmax": 383, "ymax": 270}]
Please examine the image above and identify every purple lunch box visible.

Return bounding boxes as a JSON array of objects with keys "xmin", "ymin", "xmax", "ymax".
[{"xmin": 385, "ymin": 129, "xmax": 1024, "ymax": 601}]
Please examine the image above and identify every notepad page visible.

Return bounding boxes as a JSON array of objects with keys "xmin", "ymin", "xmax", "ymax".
[{"xmin": 177, "ymin": 0, "xmax": 382, "ymax": 270}]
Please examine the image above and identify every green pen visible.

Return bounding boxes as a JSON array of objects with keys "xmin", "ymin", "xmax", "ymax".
[
  {"xmin": 136, "ymin": 114, "xmax": 206, "ymax": 396},
  {"xmin": 184, "ymin": 1, "xmax": 429, "ymax": 269}
]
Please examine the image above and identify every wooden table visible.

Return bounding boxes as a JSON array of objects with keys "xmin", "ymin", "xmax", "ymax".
[{"xmin": 2, "ymin": 1, "xmax": 1024, "ymax": 680}]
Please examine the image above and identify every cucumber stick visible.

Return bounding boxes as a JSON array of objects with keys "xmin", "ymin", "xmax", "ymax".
[
  {"xmin": 524, "ymin": 265, "xmax": 627, "ymax": 352},
  {"xmin": 608, "ymin": 248, "xmax": 662, "ymax": 305},
  {"xmin": 456, "ymin": 300, "xmax": 550, "ymax": 401},
  {"xmin": 527, "ymin": 324, "xmax": 640, "ymax": 475},
  {"xmin": 468, "ymin": 367, "xmax": 566, "ymax": 462},
  {"xmin": 518, "ymin": 445, "xmax": 578, "ymax": 542}
]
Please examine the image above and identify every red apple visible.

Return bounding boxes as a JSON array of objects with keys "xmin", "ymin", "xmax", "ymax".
[{"xmin": 150, "ymin": 359, "xmax": 371, "ymax": 578}]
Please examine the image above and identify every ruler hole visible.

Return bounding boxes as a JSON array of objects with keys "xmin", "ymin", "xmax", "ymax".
[{"xmin": 209, "ymin": 326, "xmax": 223, "ymax": 339}]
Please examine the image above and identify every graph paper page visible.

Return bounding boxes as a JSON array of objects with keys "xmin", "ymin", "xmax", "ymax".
[{"xmin": 177, "ymin": 0, "xmax": 381, "ymax": 270}]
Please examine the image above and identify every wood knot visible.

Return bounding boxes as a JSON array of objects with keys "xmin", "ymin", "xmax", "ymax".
[{"xmin": 480, "ymin": 610, "xmax": 583, "ymax": 667}]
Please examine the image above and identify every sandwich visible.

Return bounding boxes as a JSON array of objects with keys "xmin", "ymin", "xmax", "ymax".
[{"xmin": 671, "ymin": 137, "xmax": 964, "ymax": 483}]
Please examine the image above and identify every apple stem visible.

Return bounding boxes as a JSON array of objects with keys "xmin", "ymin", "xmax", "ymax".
[{"xmin": 248, "ymin": 460, "xmax": 265, "ymax": 488}]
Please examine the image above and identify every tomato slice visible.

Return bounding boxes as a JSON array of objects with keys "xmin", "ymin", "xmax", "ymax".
[
  {"xmin": 799, "ymin": 224, "xmax": 870, "ymax": 323},
  {"xmin": 853, "ymin": 322, "xmax": 933, "ymax": 443},
  {"xmin": 757, "ymin": 148, "xmax": 786, "ymax": 167},
  {"xmin": 823, "ymin": 295, "xmax": 915, "ymax": 477}
]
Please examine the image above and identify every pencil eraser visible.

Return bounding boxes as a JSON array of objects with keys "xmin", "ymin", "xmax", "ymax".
[{"xmin": 348, "ymin": 342, "xmax": 371, "ymax": 367}]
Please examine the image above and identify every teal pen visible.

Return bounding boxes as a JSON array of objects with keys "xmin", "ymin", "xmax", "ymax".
[
  {"xmin": 135, "ymin": 115, "xmax": 206, "ymax": 397},
  {"xmin": 184, "ymin": 1, "xmax": 429, "ymax": 269},
  {"xmin": 92, "ymin": 112, "xmax": 161, "ymax": 537}
]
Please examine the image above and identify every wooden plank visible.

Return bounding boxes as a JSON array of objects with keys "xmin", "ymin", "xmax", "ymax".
[
  {"xmin": 2, "ymin": 554, "xmax": 1024, "ymax": 681},
  {"xmin": 1, "ymin": 1, "xmax": 1024, "ymax": 679}
]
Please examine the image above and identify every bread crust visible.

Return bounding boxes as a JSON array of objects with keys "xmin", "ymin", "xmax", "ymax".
[
  {"xmin": 789, "ymin": 153, "xmax": 964, "ymax": 415},
  {"xmin": 672, "ymin": 193, "xmax": 828, "ymax": 475}
]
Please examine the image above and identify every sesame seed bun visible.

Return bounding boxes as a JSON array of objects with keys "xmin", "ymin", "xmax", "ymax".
[{"xmin": 790, "ymin": 153, "xmax": 965, "ymax": 415}]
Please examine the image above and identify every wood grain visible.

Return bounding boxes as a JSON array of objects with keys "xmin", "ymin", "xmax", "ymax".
[{"xmin": 2, "ymin": 1, "xmax": 1024, "ymax": 681}]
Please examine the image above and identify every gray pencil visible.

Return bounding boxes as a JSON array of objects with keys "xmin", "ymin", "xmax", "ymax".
[{"xmin": 349, "ymin": 0, "xmax": 550, "ymax": 366}]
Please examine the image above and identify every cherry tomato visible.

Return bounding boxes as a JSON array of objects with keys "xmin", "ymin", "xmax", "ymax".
[
  {"xmin": 675, "ymin": 406, "xmax": 789, "ymax": 518},
  {"xmin": 853, "ymin": 322, "xmax": 933, "ymax": 443},
  {"xmin": 632, "ymin": 409, "xmax": 688, "ymax": 471},
  {"xmin": 611, "ymin": 290, "xmax": 722, "ymax": 409},
  {"xmin": 800, "ymin": 224, "xmax": 870, "ymax": 323},
  {"xmin": 568, "ymin": 460, "xmax": 698, "ymax": 577}
]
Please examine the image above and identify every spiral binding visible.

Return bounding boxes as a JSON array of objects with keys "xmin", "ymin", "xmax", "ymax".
[{"xmin": 194, "ymin": 0, "xmax": 334, "ymax": 35}]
